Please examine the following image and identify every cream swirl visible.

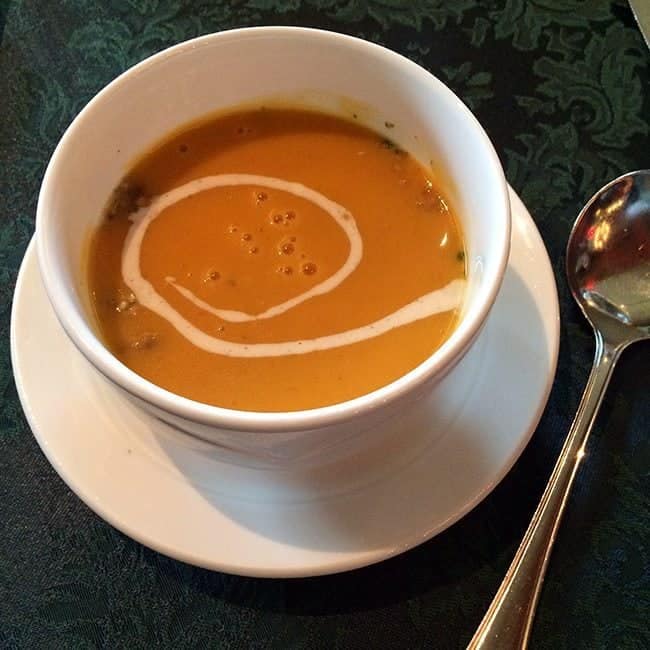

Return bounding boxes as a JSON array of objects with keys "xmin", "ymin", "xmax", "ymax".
[{"xmin": 121, "ymin": 174, "xmax": 464, "ymax": 357}]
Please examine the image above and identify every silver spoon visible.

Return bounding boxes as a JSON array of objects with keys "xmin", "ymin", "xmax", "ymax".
[{"xmin": 468, "ymin": 169, "xmax": 650, "ymax": 649}]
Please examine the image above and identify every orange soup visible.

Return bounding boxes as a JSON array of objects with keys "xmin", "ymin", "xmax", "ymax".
[{"xmin": 88, "ymin": 108, "xmax": 466, "ymax": 411}]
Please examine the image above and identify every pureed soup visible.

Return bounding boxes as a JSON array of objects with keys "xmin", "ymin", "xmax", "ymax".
[{"xmin": 88, "ymin": 108, "xmax": 466, "ymax": 411}]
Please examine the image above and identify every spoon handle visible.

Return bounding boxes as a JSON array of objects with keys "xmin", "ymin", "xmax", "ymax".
[{"xmin": 468, "ymin": 333, "xmax": 622, "ymax": 649}]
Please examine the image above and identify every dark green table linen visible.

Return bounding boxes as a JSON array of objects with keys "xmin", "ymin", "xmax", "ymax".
[{"xmin": 1, "ymin": 1, "xmax": 648, "ymax": 648}]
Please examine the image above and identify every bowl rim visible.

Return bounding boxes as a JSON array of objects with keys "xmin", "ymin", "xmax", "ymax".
[{"xmin": 36, "ymin": 25, "xmax": 511, "ymax": 433}]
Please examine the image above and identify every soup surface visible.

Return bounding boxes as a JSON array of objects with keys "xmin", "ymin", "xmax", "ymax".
[{"xmin": 88, "ymin": 108, "xmax": 465, "ymax": 411}]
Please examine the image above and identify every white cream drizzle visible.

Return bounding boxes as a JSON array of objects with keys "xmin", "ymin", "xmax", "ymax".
[{"xmin": 121, "ymin": 174, "xmax": 465, "ymax": 358}]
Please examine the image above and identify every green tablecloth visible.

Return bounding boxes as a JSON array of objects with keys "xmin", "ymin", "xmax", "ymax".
[{"xmin": 1, "ymin": 1, "xmax": 648, "ymax": 648}]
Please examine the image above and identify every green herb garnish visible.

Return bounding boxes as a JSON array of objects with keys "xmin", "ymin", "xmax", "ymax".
[{"xmin": 380, "ymin": 138, "xmax": 404, "ymax": 155}]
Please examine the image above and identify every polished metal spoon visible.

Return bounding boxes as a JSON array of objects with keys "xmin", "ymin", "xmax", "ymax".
[{"xmin": 468, "ymin": 170, "xmax": 650, "ymax": 649}]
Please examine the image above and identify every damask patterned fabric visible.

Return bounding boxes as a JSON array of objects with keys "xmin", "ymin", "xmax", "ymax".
[{"xmin": 0, "ymin": 1, "xmax": 648, "ymax": 648}]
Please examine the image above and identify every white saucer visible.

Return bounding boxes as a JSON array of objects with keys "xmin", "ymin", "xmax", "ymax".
[{"xmin": 11, "ymin": 187, "xmax": 559, "ymax": 578}]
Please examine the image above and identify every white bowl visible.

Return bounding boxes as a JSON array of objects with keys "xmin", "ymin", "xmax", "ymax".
[{"xmin": 36, "ymin": 27, "xmax": 510, "ymax": 464}]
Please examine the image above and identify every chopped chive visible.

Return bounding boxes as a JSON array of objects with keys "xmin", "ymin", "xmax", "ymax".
[
  {"xmin": 380, "ymin": 138, "xmax": 404, "ymax": 155},
  {"xmin": 456, "ymin": 251, "xmax": 465, "ymax": 262}
]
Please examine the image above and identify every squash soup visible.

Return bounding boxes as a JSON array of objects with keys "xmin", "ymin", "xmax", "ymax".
[{"xmin": 88, "ymin": 108, "xmax": 466, "ymax": 411}]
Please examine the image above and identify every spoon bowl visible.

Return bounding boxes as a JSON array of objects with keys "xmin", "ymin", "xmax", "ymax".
[
  {"xmin": 469, "ymin": 169, "xmax": 650, "ymax": 649},
  {"xmin": 567, "ymin": 170, "xmax": 650, "ymax": 338}
]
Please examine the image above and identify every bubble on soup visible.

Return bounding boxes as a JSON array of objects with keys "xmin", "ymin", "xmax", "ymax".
[
  {"xmin": 270, "ymin": 210, "xmax": 297, "ymax": 227},
  {"xmin": 132, "ymin": 333, "xmax": 158, "ymax": 350},
  {"xmin": 301, "ymin": 262, "xmax": 317, "ymax": 275},
  {"xmin": 417, "ymin": 184, "xmax": 448, "ymax": 212},
  {"xmin": 116, "ymin": 293, "xmax": 137, "ymax": 313},
  {"xmin": 204, "ymin": 270, "xmax": 221, "ymax": 282}
]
